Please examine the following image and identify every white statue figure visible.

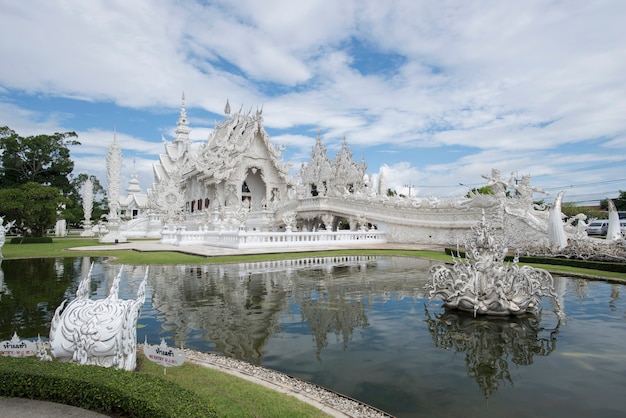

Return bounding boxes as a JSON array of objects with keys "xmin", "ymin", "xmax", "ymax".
[
  {"xmin": 510, "ymin": 173, "xmax": 549, "ymax": 208},
  {"xmin": 571, "ymin": 214, "xmax": 589, "ymax": 240},
  {"xmin": 547, "ymin": 191, "xmax": 568, "ymax": 250},
  {"xmin": 481, "ymin": 168, "xmax": 508, "ymax": 197},
  {"xmin": 0, "ymin": 217, "xmax": 15, "ymax": 258},
  {"xmin": 282, "ymin": 211, "xmax": 296, "ymax": 231},
  {"xmin": 49, "ymin": 264, "xmax": 148, "ymax": 371}
]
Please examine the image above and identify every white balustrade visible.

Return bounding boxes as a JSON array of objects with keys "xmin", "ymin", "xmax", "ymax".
[{"xmin": 161, "ymin": 227, "xmax": 386, "ymax": 248}]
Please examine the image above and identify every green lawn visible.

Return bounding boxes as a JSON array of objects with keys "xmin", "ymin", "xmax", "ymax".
[
  {"xmin": 2, "ymin": 237, "xmax": 624, "ymax": 280},
  {"xmin": 137, "ymin": 357, "xmax": 330, "ymax": 417}
]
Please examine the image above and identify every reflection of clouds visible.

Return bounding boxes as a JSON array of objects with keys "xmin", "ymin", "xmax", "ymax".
[{"xmin": 424, "ymin": 308, "xmax": 559, "ymax": 399}]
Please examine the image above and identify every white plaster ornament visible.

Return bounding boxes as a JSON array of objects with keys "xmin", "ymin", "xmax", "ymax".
[{"xmin": 49, "ymin": 264, "xmax": 148, "ymax": 371}]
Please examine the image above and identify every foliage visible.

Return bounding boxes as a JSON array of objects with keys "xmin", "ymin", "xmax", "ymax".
[
  {"xmin": 600, "ymin": 190, "xmax": 626, "ymax": 211},
  {"xmin": 466, "ymin": 185, "xmax": 494, "ymax": 198},
  {"xmin": 0, "ymin": 356, "xmax": 217, "ymax": 417},
  {"xmin": 0, "ymin": 182, "xmax": 70, "ymax": 236},
  {"xmin": 561, "ymin": 202, "xmax": 606, "ymax": 220},
  {"xmin": 0, "ymin": 127, "xmax": 83, "ymax": 236},
  {"xmin": 445, "ymin": 248, "xmax": 626, "ymax": 274},
  {"xmin": 64, "ymin": 173, "xmax": 108, "ymax": 228},
  {"xmin": 0, "ymin": 126, "xmax": 79, "ymax": 194}
]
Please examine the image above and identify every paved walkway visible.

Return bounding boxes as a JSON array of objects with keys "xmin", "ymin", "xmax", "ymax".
[{"xmin": 0, "ymin": 398, "xmax": 110, "ymax": 418}]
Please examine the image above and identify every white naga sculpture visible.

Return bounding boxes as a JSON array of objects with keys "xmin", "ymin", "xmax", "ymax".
[
  {"xmin": 49, "ymin": 264, "xmax": 148, "ymax": 371},
  {"xmin": 426, "ymin": 214, "xmax": 561, "ymax": 317}
]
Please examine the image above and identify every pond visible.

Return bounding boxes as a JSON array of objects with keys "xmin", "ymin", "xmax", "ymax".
[{"xmin": 1, "ymin": 256, "xmax": 625, "ymax": 418}]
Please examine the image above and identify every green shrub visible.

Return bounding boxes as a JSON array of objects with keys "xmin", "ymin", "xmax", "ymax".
[
  {"xmin": 0, "ymin": 356, "xmax": 217, "ymax": 417},
  {"xmin": 9, "ymin": 237, "xmax": 53, "ymax": 244},
  {"xmin": 444, "ymin": 248, "xmax": 626, "ymax": 273}
]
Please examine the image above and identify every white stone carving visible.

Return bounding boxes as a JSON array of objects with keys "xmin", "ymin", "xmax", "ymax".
[
  {"xmin": 606, "ymin": 199, "xmax": 624, "ymax": 241},
  {"xmin": 426, "ymin": 213, "xmax": 562, "ymax": 317},
  {"xmin": 547, "ymin": 191, "xmax": 568, "ymax": 250},
  {"xmin": 80, "ymin": 178, "xmax": 94, "ymax": 237},
  {"xmin": 106, "ymin": 134, "xmax": 122, "ymax": 219},
  {"xmin": 0, "ymin": 217, "xmax": 15, "ymax": 258},
  {"xmin": 49, "ymin": 264, "xmax": 148, "ymax": 371},
  {"xmin": 100, "ymin": 133, "xmax": 127, "ymax": 243}
]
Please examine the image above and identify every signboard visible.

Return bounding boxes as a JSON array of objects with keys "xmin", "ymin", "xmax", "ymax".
[
  {"xmin": 143, "ymin": 338, "xmax": 185, "ymax": 370},
  {"xmin": 1, "ymin": 332, "xmax": 37, "ymax": 357}
]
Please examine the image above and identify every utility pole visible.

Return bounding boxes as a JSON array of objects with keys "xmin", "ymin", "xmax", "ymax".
[{"xmin": 404, "ymin": 183, "xmax": 414, "ymax": 197}]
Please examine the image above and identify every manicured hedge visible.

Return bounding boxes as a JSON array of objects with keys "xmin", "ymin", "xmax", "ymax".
[
  {"xmin": 9, "ymin": 237, "xmax": 53, "ymax": 244},
  {"xmin": 444, "ymin": 248, "xmax": 626, "ymax": 273},
  {"xmin": 0, "ymin": 356, "xmax": 217, "ymax": 417}
]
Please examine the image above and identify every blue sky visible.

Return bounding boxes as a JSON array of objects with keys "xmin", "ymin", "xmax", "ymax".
[{"xmin": 1, "ymin": 0, "xmax": 625, "ymax": 205}]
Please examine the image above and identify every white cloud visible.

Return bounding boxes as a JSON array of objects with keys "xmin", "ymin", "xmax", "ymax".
[{"xmin": 0, "ymin": 0, "xmax": 625, "ymax": 204}]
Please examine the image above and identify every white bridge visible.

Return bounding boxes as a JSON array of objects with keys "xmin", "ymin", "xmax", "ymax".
[{"xmin": 153, "ymin": 193, "xmax": 549, "ymax": 249}]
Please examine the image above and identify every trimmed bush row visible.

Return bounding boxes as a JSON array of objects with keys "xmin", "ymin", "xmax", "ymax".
[
  {"xmin": 0, "ymin": 356, "xmax": 217, "ymax": 418},
  {"xmin": 444, "ymin": 248, "xmax": 626, "ymax": 273},
  {"xmin": 9, "ymin": 237, "xmax": 53, "ymax": 244}
]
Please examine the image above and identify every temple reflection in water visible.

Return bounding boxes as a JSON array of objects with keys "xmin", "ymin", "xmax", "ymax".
[{"xmin": 123, "ymin": 256, "xmax": 430, "ymax": 362}]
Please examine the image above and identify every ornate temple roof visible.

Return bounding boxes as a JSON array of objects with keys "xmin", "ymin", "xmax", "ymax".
[
  {"xmin": 193, "ymin": 104, "xmax": 290, "ymax": 184},
  {"xmin": 152, "ymin": 98, "xmax": 291, "ymax": 192}
]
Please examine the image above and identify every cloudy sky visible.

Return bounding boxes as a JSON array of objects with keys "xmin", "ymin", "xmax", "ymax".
[{"xmin": 1, "ymin": 0, "xmax": 624, "ymax": 205}]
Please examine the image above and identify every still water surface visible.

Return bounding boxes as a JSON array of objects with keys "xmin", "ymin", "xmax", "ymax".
[{"xmin": 1, "ymin": 256, "xmax": 625, "ymax": 417}]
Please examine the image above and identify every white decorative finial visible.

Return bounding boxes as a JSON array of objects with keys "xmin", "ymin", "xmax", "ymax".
[{"xmin": 224, "ymin": 98, "xmax": 231, "ymax": 115}]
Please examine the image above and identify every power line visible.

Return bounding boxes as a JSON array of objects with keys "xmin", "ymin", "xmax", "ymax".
[{"xmin": 543, "ymin": 178, "xmax": 626, "ymax": 191}]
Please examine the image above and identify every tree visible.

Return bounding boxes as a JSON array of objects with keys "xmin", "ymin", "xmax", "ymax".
[
  {"xmin": 0, "ymin": 126, "xmax": 80, "ymax": 194},
  {"xmin": 561, "ymin": 202, "xmax": 605, "ymax": 221},
  {"xmin": 0, "ymin": 183, "xmax": 70, "ymax": 237},
  {"xmin": 600, "ymin": 190, "xmax": 626, "ymax": 211},
  {"xmin": 0, "ymin": 127, "xmax": 80, "ymax": 236}
]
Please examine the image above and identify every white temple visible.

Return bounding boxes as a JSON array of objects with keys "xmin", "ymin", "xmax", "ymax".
[{"xmin": 105, "ymin": 95, "xmax": 582, "ymax": 249}]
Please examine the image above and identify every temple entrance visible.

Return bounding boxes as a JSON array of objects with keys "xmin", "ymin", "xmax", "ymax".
[{"xmin": 243, "ymin": 167, "xmax": 266, "ymax": 211}]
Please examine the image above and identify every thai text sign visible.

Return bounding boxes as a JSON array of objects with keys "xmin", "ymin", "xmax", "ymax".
[
  {"xmin": 144, "ymin": 339, "xmax": 185, "ymax": 367},
  {"xmin": 1, "ymin": 332, "xmax": 37, "ymax": 357}
]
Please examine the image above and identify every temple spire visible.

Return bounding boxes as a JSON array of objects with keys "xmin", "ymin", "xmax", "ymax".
[
  {"xmin": 173, "ymin": 92, "xmax": 191, "ymax": 150},
  {"xmin": 224, "ymin": 98, "xmax": 231, "ymax": 116}
]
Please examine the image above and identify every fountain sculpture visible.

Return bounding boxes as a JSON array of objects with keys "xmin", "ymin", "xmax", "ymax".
[
  {"xmin": 49, "ymin": 264, "xmax": 147, "ymax": 371},
  {"xmin": 426, "ymin": 213, "xmax": 561, "ymax": 317}
]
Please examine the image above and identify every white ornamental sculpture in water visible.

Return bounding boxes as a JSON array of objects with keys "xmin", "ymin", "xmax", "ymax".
[
  {"xmin": 426, "ymin": 214, "xmax": 561, "ymax": 317},
  {"xmin": 49, "ymin": 264, "xmax": 147, "ymax": 371}
]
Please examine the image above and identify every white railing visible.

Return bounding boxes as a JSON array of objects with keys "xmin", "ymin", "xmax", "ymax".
[{"xmin": 161, "ymin": 228, "xmax": 386, "ymax": 249}]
